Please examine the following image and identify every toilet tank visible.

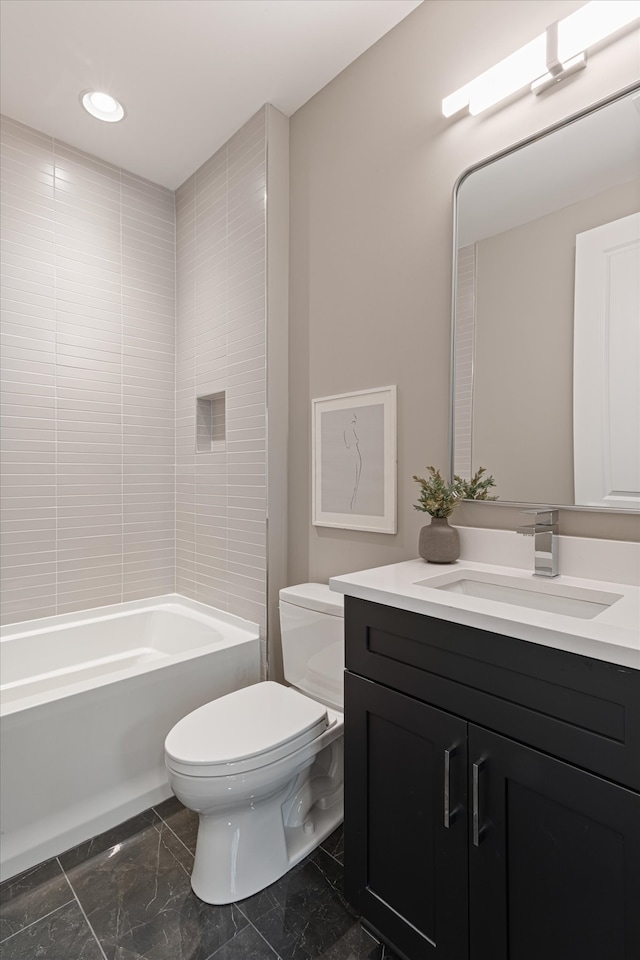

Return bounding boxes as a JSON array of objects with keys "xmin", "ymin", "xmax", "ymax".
[{"xmin": 279, "ymin": 584, "xmax": 344, "ymax": 711}]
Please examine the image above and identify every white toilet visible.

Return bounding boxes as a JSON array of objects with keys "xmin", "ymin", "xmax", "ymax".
[{"xmin": 164, "ymin": 583, "xmax": 345, "ymax": 904}]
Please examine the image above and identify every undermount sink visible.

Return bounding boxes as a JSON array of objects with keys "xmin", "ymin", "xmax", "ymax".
[{"xmin": 414, "ymin": 571, "xmax": 622, "ymax": 620}]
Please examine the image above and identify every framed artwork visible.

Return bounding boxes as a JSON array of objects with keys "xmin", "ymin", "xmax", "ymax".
[{"xmin": 312, "ymin": 385, "xmax": 397, "ymax": 534}]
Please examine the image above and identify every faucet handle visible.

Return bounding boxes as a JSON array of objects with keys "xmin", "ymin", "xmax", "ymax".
[{"xmin": 521, "ymin": 509, "xmax": 558, "ymax": 525}]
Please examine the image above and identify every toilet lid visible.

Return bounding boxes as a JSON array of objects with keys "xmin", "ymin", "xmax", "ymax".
[{"xmin": 165, "ymin": 681, "xmax": 329, "ymax": 776}]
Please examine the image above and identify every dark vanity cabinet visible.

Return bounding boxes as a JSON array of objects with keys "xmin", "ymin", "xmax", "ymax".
[{"xmin": 343, "ymin": 597, "xmax": 640, "ymax": 960}]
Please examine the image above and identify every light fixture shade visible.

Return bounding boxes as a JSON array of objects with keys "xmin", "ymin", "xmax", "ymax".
[
  {"xmin": 558, "ymin": 0, "xmax": 640, "ymax": 62},
  {"xmin": 467, "ymin": 35, "xmax": 547, "ymax": 115},
  {"xmin": 442, "ymin": 83, "xmax": 474, "ymax": 119},
  {"xmin": 442, "ymin": 0, "xmax": 640, "ymax": 118},
  {"xmin": 81, "ymin": 91, "xmax": 125, "ymax": 123}
]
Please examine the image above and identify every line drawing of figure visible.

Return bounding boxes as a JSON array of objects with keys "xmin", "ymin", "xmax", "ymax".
[{"xmin": 343, "ymin": 411, "xmax": 363, "ymax": 511}]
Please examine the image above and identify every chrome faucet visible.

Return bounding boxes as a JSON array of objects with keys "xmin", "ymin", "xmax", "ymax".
[{"xmin": 516, "ymin": 509, "xmax": 559, "ymax": 578}]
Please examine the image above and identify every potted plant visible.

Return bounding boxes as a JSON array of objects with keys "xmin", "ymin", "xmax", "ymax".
[{"xmin": 413, "ymin": 466, "xmax": 497, "ymax": 563}]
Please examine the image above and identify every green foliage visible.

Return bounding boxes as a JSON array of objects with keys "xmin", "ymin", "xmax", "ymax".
[
  {"xmin": 453, "ymin": 466, "xmax": 498, "ymax": 503},
  {"xmin": 413, "ymin": 466, "xmax": 497, "ymax": 518},
  {"xmin": 413, "ymin": 466, "xmax": 457, "ymax": 518}
]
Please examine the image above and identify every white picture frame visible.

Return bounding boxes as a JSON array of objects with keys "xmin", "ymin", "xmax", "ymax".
[{"xmin": 312, "ymin": 385, "xmax": 397, "ymax": 534}]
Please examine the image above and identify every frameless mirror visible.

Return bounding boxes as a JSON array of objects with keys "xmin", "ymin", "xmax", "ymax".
[{"xmin": 451, "ymin": 85, "xmax": 640, "ymax": 512}]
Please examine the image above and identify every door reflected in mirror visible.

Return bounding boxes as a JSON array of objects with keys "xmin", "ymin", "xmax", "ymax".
[{"xmin": 452, "ymin": 86, "xmax": 640, "ymax": 512}]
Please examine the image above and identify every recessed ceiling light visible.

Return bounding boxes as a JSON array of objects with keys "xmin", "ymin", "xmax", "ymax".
[{"xmin": 81, "ymin": 91, "xmax": 125, "ymax": 123}]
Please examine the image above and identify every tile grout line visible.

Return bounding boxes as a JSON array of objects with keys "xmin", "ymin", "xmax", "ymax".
[
  {"xmin": 0, "ymin": 899, "xmax": 75, "ymax": 945},
  {"xmin": 318, "ymin": 846, "xmax": 344, "ymax": 870},
  {"xmin": 151, "ymin": 805, "xmax": 196, "ymax": 859},
  {"xmin": 59, "ymin": 858, "xmax": 109, "ymax": 960},
  {"xmin": 207, "ymin": 903, "xmax": 282, "ymax": 960}
]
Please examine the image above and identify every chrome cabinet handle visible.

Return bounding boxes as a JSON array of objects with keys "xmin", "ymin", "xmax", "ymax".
[
  {"xmin": 444, "ymin": 746, "xmax": 457, "ymax": 828},
  {"xmin": 472, "ymin": 757, "xmax": 486, "ymax": 846}
]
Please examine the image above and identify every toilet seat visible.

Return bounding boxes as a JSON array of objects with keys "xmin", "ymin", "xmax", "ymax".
[{"xmin": 165, "ymin": 681, "xmax": 329, "ymax": 778}]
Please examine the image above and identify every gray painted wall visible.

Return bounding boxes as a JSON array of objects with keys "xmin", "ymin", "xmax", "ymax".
[{"xmin": 288, "ymin": 0, "xmax": 640, "ymax": 587}]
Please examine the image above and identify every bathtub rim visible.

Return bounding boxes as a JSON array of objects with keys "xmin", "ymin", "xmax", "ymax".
[{"xmin": 0, "ymin": 594, "xmax": 260, "ymax": 718}]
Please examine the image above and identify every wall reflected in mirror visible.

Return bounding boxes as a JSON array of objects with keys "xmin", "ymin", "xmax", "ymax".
[{"xmin": 452, "ymin": 86, "xmax": 640, "ymax": 512}]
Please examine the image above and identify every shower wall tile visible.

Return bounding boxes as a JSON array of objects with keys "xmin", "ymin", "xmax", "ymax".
[
  {"xmin": 175, "ymin": 108, "xmax": 267, "ymax": 649},
  {"xmin": 54, "ymin": 142, "xmax": 119, "ymax": 615},
  {"xmin": 174, "ymin": 171, "xmax": 196, "ymax": 598},
  {"xmin": 2, "ymin": 109, "xmax": 278, "ymax": 647},
  {"xmin": 0, "ymin": 117, "xmax": 176, "ymax": 625},
  {"xmin": 1, "ymin": 117, "xmax": 57, "ymax": 622},
  {"xmin": 121, "ymin": 167, "xmax": 175, "ymax": 604}
]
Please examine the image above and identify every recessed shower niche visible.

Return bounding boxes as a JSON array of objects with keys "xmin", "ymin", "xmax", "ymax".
[{"xmin": 196, "ymin": 391, "xmax": 226, "ymax": 453}]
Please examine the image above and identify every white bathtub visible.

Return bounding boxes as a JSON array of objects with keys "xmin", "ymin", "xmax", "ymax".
[{"xmin": 0, "ymin": 595, "xmax": 260, "ymax": 881}]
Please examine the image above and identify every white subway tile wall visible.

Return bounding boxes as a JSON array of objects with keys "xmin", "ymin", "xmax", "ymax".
[
  {"xmin": 1, "ymin": 110, "xmax": 268, "ymax": 649},
  {"xmin": 0, "ymin": 116, "xmax": 176, "ymax": 623},
  {"xmin": 175, "ymin": 109, "xmax": 267, "ymax": 644}
]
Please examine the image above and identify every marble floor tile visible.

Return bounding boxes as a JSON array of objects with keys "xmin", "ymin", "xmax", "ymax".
[
  {"xmin": 310, "ymin": 922, "xmax": 384, "ymax": 960},
  {"xmin": 206, "ymin": 924, "xmax": 278, "ymax": 958},
  {"xmin": 61, "ymin": 812, "xmax": 247, "ymax": 960},
  {"xmin": 320, "ymin": 827, "xmax": 345, "ymax": 866},
  {"xmin": 0, "ymin": 900, "xmax": 105, "ymax": 960},
  {"xmin": 58, "ymin": 809, "xmax": 161, "ymax": 872},
  {"xmin": 0, "ymin": 807, "xmax": 395, "ymax": 960},
  {"xmin": 153, "ymin": 795, "xmax": 199, "ymax": 855},
  {"xmin": 240, "ymin": 846, "xmax": 371, "ymax": 960},
  {"xmin": 0, "ymin": 858, "xmax": 73, "ymax": 942}
]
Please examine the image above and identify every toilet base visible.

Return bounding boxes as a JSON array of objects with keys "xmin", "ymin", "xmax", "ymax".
[
  {"xmin": 191, "ymin": 791, "xmax": 343, "ymax": 905},
  {"xmin": 283, "ymin": 792, "xmax": 344, "ymax": 877},
  {"xmin": 188, "ymin": 737, "xmax": 344, "ymax": 904}
]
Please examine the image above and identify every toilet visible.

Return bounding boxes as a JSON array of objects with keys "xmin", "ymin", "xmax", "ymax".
[{"xmin": 164, "ymin": 583, "xmax": 345, "ymax": 904}]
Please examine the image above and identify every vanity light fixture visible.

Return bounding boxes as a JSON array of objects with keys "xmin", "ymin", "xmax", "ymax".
[
  {"xmin": 81, "ymin": 91, "xmax": 125, "ymax": 122},
  {"xmin": 442, "ymin": 0, "xmax": 640, "ymax": 117}
]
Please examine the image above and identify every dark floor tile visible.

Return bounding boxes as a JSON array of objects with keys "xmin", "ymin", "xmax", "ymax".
[
  {"xmin": 307, "ymin": 846, "xmax": 348, "ymax": 896},
  {"xmin": 320, "ymin": 826, "xmax": 344, "ymax": 866},
  {"xmin": 63, "ymin": 815, "xmax": 246, "ymax": 960},
  {"xmin": 240, "ymin": 847, "xmax": 361, "ymax": 960},
  {"xmin": 0, "ymin": 900, "xmax": 105, "ymax": 960},
  {"xmin": 206, "ymin": 924, "xmax": 278, "ymax": 959},
  {"xmin": 152, "ymin": 795, "xmax": 183, "ymax": 820},
  {"xmin": 59, "ymin": 808, "xmax": 160, "ymax": 871},
  {"xmin": 154, "ymin": 796, "xmax": 199, "ymax": 855},
  {"xmin": 0, "ymin": 858, "xmax": 72, "ymax": 941},
  {"xmin": 2, "ymin": 802, "xmax": 395, "ymax": 960},
  {"xmin": 312, "ymin": 922, "xmax": 383, "ymax": 960}
]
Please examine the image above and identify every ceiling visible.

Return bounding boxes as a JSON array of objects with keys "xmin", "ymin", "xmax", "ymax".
[{"xmin": 0, "ymin": 0, "xmax": 422, "ymax": 190}]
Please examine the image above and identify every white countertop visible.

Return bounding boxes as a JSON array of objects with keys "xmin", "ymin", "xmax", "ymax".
[{"xmin": 330, "ymin": 557, "xmax": 640, "ymax": 670}]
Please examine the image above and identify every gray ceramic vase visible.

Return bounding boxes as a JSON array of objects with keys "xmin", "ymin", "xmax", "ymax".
[{"xmin": 419, "ymin": 517, "xmax": 460, "ymax": 563}]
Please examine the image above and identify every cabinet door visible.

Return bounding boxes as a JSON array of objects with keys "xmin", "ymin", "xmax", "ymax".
[
  {"xmin": 469, "ymin": 726, "xmax": 640, "ymax": 960},
  {"xmin": 344, "ymin": 672, "xmax": 468, "ymax": 959}
]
